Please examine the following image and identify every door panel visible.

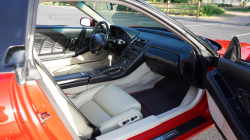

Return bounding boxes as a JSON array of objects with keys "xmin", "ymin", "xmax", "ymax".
[
  {"xmin": 35, "ymin": 26, "xmax": 92, "ymax": 57},
  {"xmin": 35, "ymin": 25, "xmax": 109, "ymax": 72},
  {"xmin": 206, "ymin": 60, "xmax": 250, "ymax": 140},
  {"xmin": 35, "ymin": 26, "xmax": 106, "ymax": 61},
  {"xmin": 206, "ymin": 37, "xmax": 250, "ymax": 140}
]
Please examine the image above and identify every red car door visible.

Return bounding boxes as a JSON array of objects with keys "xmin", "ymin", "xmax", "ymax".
[{"xmin": 206, "ymin": 36, "xmax": 250, "ymax": 139}]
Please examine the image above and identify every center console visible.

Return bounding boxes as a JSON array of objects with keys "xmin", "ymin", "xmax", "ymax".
[
  {"xmin": 88, "ymin": 38, "xmax": 149, "ymax": 74},
  {"xmin": 115, "ymin": 38, "xmax": 149, "ymax": 68}
]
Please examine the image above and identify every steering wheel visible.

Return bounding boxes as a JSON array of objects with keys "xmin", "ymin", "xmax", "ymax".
[{"xmin": 89, "ymin": 21, "xmax": 109, "ymax": 55}]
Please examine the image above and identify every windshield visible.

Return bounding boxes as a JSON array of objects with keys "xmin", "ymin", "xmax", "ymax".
[{"xmin": 84, "ymin": 2, "xmax": 163, "ymax": 28}]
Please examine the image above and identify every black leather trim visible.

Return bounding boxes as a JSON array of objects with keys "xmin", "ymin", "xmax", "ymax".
[
  {"xmin": 55, "ymin": 72, "xmax": 90, "ymax": 89},
  {"xmin": 223, "ymin": 36, "xmax": 241, "ymax": 61},
  {"xmin": 218, "ymin": 57, "xmax": 250, "ymax": 94},
  {"xmin": 59, "ymin": 80, "xmax": 89, "ymax": 89},
  {"xmin": 110, "ymin": 25, "xmax": 140, "ymax": 39}
]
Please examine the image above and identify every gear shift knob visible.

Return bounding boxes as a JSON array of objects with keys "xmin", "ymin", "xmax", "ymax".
[{"xmin": 108, "ymin": 55, "xmax": 112, "ymax": 67}]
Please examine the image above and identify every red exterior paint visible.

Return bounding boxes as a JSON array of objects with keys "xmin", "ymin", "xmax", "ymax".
[
  {"xmin": 128, "ymin": 91, "xmax": 213, "ymax": 140},
  {"xmin": 215, "ymin": 40, "xmax": 250, "ymax": 60},
  {"xmin": 24, "ymin": 81, "xmax": 74, "ymax": 140},
  {"xmin": 0, "ymin": 73, "xmax": 25, "ymax": 140},
  {"xmin": 0, "ymin": 73, "xmax": 73, "ymax": 140},
  {"xmin": 247, "ymin": 53, "xmax": 250, "ymax": 61}
]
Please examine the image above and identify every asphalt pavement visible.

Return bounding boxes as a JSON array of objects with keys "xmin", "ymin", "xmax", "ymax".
[{"xmin": 37, "ymin": 5, "xmax": 249, "ymax": 140}]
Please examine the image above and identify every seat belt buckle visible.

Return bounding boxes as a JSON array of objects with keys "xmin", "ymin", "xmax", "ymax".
[{"xmin": 91, "ymin": 127, "xmax": 101, "ymax": 138}]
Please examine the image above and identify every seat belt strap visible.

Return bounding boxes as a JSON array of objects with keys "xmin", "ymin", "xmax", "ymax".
[{"xmin": 34, "ymin": 58, "xmax": 101, "ymax": 138}]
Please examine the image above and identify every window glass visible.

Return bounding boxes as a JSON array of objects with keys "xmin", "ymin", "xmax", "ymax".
[
  {"xmin": 37, "ymin": 2, "xmax": 90, "ymax": 26},
  {"xmin": 84, "ymin": 2, "xmax": 163, "ymax": 28}
]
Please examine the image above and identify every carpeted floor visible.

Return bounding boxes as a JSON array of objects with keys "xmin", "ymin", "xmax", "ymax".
[{"xmin": 131, "ymin": 77, "xmax": 190, "ymax": 117}]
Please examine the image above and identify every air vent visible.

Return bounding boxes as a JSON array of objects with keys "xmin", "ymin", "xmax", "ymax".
[
  {"xmin": 137, "ymin": 38, "xmax": 146, "ymax": 43},
  {"xmin": 213, "ymin": 74, "xmax": 234, "ymax": 98},
  {"xmin": 183, "ymin": 62, "xmax": 195, "ymax": 82}
]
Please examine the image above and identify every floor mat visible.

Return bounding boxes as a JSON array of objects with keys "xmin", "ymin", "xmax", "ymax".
[
  {"xmin": 141, "ymin": 108, "xmax": 152, "ymax": 118},
  {"xmin": 131, "ymin": 77, "xmax": 190, "ymax": 116}
]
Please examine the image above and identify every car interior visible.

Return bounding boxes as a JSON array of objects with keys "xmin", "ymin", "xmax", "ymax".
[{"xmin": 33, "ymin": 1, "xmax": 223, "ymax": 139}]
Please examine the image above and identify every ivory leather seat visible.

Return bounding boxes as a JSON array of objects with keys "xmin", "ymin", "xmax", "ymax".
[
  {"xmin": 71, "ymin": 85, "xmax": 143, "ymax": 134},
  {"xmin": 34, "ymin": 50, "xmax": 143, "ymax": 139},
  {"xmin": 49, "ymin": 64, "xmax": 94, "ymax": 76}
]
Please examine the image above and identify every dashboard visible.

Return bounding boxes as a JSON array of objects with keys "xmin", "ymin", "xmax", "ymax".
[
  {"xmin": 102, "ymin": 25, "xmax": 221, "ymax": 88},
  {"xmin": 108, "ymin": 25, "xmax": 140, "ymax": 54},
  {"xmin": 55, "ymin": 24, "xmax": 221, "ymax": 89}
]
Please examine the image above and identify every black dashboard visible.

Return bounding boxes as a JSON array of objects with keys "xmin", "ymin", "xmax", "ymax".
[
  {"xmin": 105, "ymin": 25, "xmax": 203, "ymax": 87},
  {"xmin": 113, "ymin": 28, "xmax": 131, "ymax": 42},
  {"xmin": 56, "ymin": 25, "xmax": 220, "ymax": 89},
  {"xmin": 108, "ymin": 25, "xmax": 140, "ymax": 54}
]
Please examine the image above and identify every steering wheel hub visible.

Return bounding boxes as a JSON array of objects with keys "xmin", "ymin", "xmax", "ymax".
[{"xmin": 89, "ymin": 21, "xmax": 109, "ymax": 55}]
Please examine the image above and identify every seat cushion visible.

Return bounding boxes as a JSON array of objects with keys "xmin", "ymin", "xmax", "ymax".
[
  {"xmin": 79, "ymin": 100, "xmax": 111, "ymax": 126},
  {"xmin": 93, "ymin": 85, "xmax": 141, "ymax": 117},
  {"xmin": 72, "ymin": 85, "xmax": 143, "ymax": 134}
]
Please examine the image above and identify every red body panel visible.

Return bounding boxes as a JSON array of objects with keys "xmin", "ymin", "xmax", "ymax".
[
  {"xmin": 0, "ymin": 73, "xmax": 50, "ymax": 140},
  {"xmin": 215, "ymin": 40, "xmax": 250, "ymax": 60},
  {"xmin": 0, "ymin": 73, "xmax": 25, "ymax": 140},
  {"xmin": 0, "ymin": 73, "xmax": 73, "ymax": 140}
]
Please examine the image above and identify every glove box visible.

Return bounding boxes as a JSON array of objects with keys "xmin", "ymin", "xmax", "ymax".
[{"xmin": 144, "ymin": 48, "xmax": 183, "ymax": 82}]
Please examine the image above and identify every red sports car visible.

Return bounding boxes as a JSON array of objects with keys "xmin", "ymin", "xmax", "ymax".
[{"xmin": 1, "ymin": 0, "xmax": 250, "ymax": 140}]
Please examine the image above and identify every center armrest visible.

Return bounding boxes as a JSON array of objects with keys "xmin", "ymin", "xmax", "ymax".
[{"xmin": 54, "ymin": 72, "xmax": 90, "ymax": 89}]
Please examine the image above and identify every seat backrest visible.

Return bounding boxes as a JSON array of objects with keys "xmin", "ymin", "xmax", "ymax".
[{"xmin": 33, "ymin": 50, "xmax": 93, "ymax": 138}]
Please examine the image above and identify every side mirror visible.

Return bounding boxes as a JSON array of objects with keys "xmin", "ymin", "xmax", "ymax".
[{"xmin": 80, "ymin": 17, "xmax": 93, "ymax": 27}]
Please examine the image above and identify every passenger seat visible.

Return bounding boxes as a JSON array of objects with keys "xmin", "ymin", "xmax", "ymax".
[{"xmin": 34, "ymin": 49, "xmax": 143, "ymax": 139}]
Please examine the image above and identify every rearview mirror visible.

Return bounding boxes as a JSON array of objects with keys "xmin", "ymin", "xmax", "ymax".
[
  {"xmin": 80, "ymin": 17, "xmax": 93, "ymax": 27},
  {"xmin": 107, "ymin": 3, "xmax": 113, "ymax": 11}
]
